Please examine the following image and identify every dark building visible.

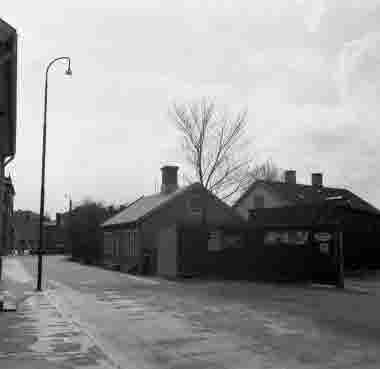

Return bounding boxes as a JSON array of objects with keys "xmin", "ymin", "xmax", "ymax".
[
  {"xmin": 0, "ymin": 17, "xmax": 17, "ymax": 278},
  {"xmin": 101, "ymin": 165, "xmax": 245, "ymax": 277},
  {"xmin": 43, "ymin": 216, "xmax": 65, "ymax": 254},
  {"xmin": 12, "ymin": 210, "xmax": 39, "ymax": 254},
  {"xmin": 234, "ymin": 171, "xmax": 380, "ymax": 285},
  {"xmin": 1, "ymin": 176, "xmax": 15, "ymax": 254},
  {"xmin": 13, "ymin": 211, "xmax": 65, "ymax": 254}
]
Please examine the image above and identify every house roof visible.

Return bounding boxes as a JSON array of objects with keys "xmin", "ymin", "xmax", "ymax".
[
  {"xmin": 249, "ymin": 203, "xmax": 338, "ymax": 229},
  {"xmin": 250, "ymin": 197, "xmax": 380, "ymax": 229},
  {"xmin": 102, "ymin": 183, "xmax": 202, "ymax": 228},
  {"xmin": 234, "ymin": 180, "xmax": 380, "ymax": 215},
  {"xmin": 0, "ymin": 18, "xmax": 16, "ymax": 41}
]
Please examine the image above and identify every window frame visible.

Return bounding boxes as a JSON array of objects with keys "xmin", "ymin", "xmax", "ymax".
[{"xmin": 188, "ymin": 194, "xmax": 203, "ymax": 216}]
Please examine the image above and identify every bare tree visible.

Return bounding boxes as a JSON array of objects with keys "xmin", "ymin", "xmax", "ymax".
[
  {"xmin": 170, "ymin": 97, "xmax": 252, "ymax": 201},
  {"xmin": 248, "ymin": 160, "xmax": 283, "ymax": 183}
]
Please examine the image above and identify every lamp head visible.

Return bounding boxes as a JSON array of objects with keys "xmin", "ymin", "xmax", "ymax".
[{"xmin": 65, "ymin": 66, "xmax": 72, "ymax": 76}]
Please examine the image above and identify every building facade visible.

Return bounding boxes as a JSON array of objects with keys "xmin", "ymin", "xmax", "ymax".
[
  {"xmin": 234, "ymin": 170, "xmax": 380, "ymax": 285},
  {"xmin": 13, "ymin": 211, "xmax": 65, "ymax": 254},
  {"xmin": 0, "ymin": 18, "xmax": 17, "ymax": 279},
  {"xmin": 1, "ymin": 176, "xmax": 15, "ymax": 255},
  {"xmin": 234, "ymin": 170, "xmax": 380, "ymax": 219},
  {"xmin": 102, "ymin": 166, "xmax": 246, "ymax": 277},
  {"xmin": 13, "ymin": 210, "xmax": 40, "ymax": 253}
]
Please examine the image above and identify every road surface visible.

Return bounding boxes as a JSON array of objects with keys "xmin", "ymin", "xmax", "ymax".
[{"xmin": 15, "ymin": 255, "xmax": 380, "ymax": 368}]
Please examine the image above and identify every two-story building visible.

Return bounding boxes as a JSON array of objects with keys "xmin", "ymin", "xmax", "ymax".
[{"xmin": 0, "ymin": 18, "xmax": 17, "ymax": 279}]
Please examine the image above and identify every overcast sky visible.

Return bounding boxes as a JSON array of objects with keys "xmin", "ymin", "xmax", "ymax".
[{"xmin": 3, "ymin": 1, "xmax": 380, "ymax": 215}]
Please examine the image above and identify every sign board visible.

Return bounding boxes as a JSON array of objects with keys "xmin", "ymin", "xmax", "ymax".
[
  {"xmin": 319, "ymin": 243, "xmax": 329, "ymax": 254},
  {"xmin": 314, "ymin": 232, "xmax": 332, "ymax": 242}
]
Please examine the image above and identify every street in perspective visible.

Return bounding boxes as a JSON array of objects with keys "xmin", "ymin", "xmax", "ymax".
[
  {"xmin": 2, "ymin": 3, "xmax": 380, "ymax": 369},
  {"xmin": 1, "ymin": 255, "xmax": 380, "ymax": 368}
]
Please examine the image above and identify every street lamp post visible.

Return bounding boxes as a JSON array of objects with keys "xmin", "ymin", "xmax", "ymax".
[{"xmin": 37, "ymin": 57, "xmax": 72, "ymax": 292}]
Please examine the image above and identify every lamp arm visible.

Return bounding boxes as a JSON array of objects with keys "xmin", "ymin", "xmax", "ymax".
[{"xmin": 45, "ymin": 56, "xmax": 71, "ymax": 79}]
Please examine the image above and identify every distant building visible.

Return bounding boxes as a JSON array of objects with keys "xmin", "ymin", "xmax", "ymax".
[
  {"xmin": 13, "ymin": 211, "xmax": 65, "ymax": 254},
  {"xmin": 101, "ymin": 165, "xmax": 245, "ymax": 277},
  {"xmin": 13, "ymin": 210, "xmax": 40, "ymax": 253},
  {"xmin": 43, "ymin": 214, "xmax": 65, "ymax": 254}
]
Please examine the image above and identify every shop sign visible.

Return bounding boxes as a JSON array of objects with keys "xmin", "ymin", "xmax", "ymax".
[{"xmin": 314, "ymin": 232, "xmax": 332, "ymax": 242}]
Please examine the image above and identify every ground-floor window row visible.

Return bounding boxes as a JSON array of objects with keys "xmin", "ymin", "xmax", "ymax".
[{"xmin": 104, "ymin": 229, "xmax": 138, "ymax": 258}]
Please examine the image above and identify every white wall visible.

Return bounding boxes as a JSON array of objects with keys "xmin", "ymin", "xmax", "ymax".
[{"xmin": 236, "ymin": 184, "xmax": 290, "ymax": 219}]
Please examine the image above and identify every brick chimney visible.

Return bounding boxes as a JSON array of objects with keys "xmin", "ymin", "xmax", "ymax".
[
  {"xmin": 56, "ymin": 213, "xmax": 62, "ymax": 227},
  {"xmin": 161, "ymin": 165, "xmax": 179, "ymax": 194},
  {"xmin": 284, "ymin": 170, "xmax": 296, "ymax": 184},
  {"xmin": 311, "ymin": 173, "xmax": 323, "ymax": 187}
]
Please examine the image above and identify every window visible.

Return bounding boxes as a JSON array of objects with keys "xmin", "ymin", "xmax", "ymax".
[
  {"xmin": 188, "ymin": 194, "xmax": 202, "ymax": 215},
  {"xmin": 253, "ymin": 195, "xmax": 264, "ymax": 209},
  {"xmin": 104, "ymin": 232, "xmax": 114, "ymax": 256},
  {"xmin": 264, "ymin": 230, "xmax": 309, "ymax": 246},
  {"xmin": 124, "ymin": 229, "xmax": 138, "ymax": 257},
  {"xmin": 208, "ymin": 231, "xmax": 222, "ymax": 251},
  {"xmin": 113, "ymin": 238, "xmax": 119, "ymax": 257},
  {"xmin": 223, "ymin": 234, "xmax": 244, "ymax": 249},
  {"xmin": 288, "ymin": 230, "xmax": 309, "ymax": 245}
]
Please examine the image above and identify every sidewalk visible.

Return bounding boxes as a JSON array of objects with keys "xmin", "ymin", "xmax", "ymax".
[{"xmin": 0, "ymin": 256, "xmax": 115, "ymax": 369}]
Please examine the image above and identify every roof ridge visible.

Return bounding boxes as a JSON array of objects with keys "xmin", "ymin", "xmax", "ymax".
[{"xmin": 102, "ymin": 183, "xmax": 200, "ymax": 227}]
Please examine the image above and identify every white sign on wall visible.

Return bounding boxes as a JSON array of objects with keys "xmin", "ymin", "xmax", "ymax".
[{"xmin": 314, "ymin": 232, "xmax": 332, "ymax": 242}]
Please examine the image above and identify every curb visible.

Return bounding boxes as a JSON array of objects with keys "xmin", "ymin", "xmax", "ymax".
[{"xmin": 42, "ymin": 287, "xmax": 124, "ymax": 369}]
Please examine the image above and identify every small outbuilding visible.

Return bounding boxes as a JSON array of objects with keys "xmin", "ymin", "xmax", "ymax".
[{"xmin": 101, "ymin": 166, "xmax": 246, "ymax": 277}]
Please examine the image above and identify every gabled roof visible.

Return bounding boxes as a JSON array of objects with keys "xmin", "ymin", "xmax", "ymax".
[
  {"xmin": 250, "ymin": 198, "xmax": 380, "ymax": 229},
  {"xmin": 102, "ymin": 183, "xmax": 203, "ymax": 228},
  {"xmin": 0, "ymin": 18, "xmax": 16, "ymax": 41},
  {"xmin": 234, "ymin": 180, "xmax": 380, "ymax": 215}
]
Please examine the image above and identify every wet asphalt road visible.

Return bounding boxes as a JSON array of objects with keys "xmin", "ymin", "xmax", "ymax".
[{"xmin": 16, "ymin": 255, "xmax": 380, "ymax": 369}]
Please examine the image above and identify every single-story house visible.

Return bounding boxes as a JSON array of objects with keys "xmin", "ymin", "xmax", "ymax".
[
  {"xmin": 234, "ymin": 170, "xmax": 380, "ymax": 219},
  {"xmin": 101, "ymin": 165, "xmax": 246, "ymax": 278},
  {"xmin": 234, "ymin": 170, "xmax": 380, "ymax": 285}
]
